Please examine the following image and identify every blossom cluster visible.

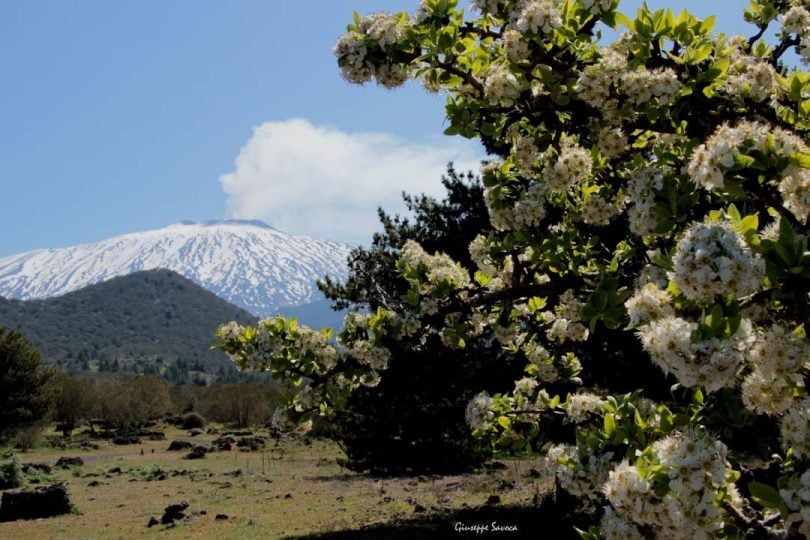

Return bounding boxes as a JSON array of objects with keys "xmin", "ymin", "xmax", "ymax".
[
  {"xmin": 511, "ymin": 0, "xmax": 563, "ymax": 36},
  {"xmin": 484, "ymin": 64, "xmax": 522, "ymax": 105},
  {"xmin": 335, "ymin": 13, "xmax": 409, "ymax": 87},
  {"xmin": 401, "ymin": 240, "xmax": 471, "ymax": 298},
  {"xmin": 549, "ymin": 445, "xmax": 616, "ymax": 501},
  {"xmin": 779, "ymin": 166, "xmax": 810, "ymax": 224},
  {"xmin": 626, "ymin": 167, "xmax": 665, "ymax": 236},
  {"xmin": 465, "ymin": 391, "xmax": 495, "ymax": 430},
  {"xmin": 625, "ymin": 282, "xmax": 674, "ymax": 326},
  {"xmin": 782, "ymin": 5, "xmax": 810, "ymax": 64},
  {"xmin": 604, "ymin": 429, "xmax": 735, "ymax": 538},
  {"xmin": 670, "ymin": 221, "xmax": 765, "ymax": 301},
  {"xmin": 576, "ymin": 48, "xmax": 682, "ymax": 120},
  {"xmin": 639, "ymin": 317, "xmax": 755, "ymax": 392},
  {"xmin": 524, "ymin": 340, "xmax": 559, "ymax": 382},
  {"xmin": 599, "ymin": 506, "xmax": 643, "ymax": 540},
  {"xmin": 780, "ymin": 469, "xmax": 810, "ymax": 538},
  {"xmin": 580, "ymin": 192, "xmax": 625, "ymax": 225},
  {"xmin": 742, "ymin": 325, "xmax": 808, "ymax": 415},
  {"xmin": 544, "ymin": 142, "xmax": 593, "ymax": 192},
  {"xmin": 688, "ymin": 121, "xmax": 810, "ymax": 223},
  {"xmin": 503, "ymin": 29, "xmax": 531, "ymax": 62},
  {"xmin": 544, "ymin": 289, "xmax": 589, "ymax": 343},
  {"xmin": 565, "ymin": 392, "xmax": 606, "ymax": 423},
  {"xmin": 781, "ymin": 398, "xmax": 810, "ymax": 459},
  {"xmin": 596, "ymin": 127, "xmax": 628, "ymax": 158}
]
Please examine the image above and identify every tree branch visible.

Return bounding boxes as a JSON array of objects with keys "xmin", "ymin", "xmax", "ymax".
[
  {"xmin": 436, "ymin": 60, "xmax": 484, "ymax": 95},
  {"xmin": 770, "ymin": 36, "xmax": 800, "ymax": 67},
  {"xmin": 747, "ymin": 23, "xmax": 769, "ymax": 52},
  {"xmin": 721, "ymin": 501, "xmax": 784, "ymax": 539}
]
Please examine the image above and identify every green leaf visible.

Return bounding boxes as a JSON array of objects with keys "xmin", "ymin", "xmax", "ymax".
[
  {"xmin": 707, "ymin": 304, "xmax": 724, "ymax": 332},
  {"xmin": 790, "ymin": 152, "xmax": 810, "ymax": 168},
  {"xmin": 727, "ymin": 204, "xmax": 741, "ymax": 222},
  {"xmin": 497, "ymin": 416, "xmax": 511, "ymax": 429},
  {"xmin": 614, "ymin": 11, "xmax": 633, "ymax": 29},
  {"xmin": 748, "ymin": 481, "xmax": 788, "ymax": 513},
  {"xmin": 634, "ymin": 408, "xmax": 647, "ymax": 429},
  {"xmin": 604, "ymin": 413, "xmax": 617, "ymax": 437}
]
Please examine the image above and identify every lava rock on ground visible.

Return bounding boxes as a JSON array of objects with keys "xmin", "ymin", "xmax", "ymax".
[
  {"xmin": 167, "ymin": 440, "xmax": 194, "ymax": 451},
  {"xmin": 160, "ymin": 502, "xmax": 189, "ymax": 524},
  {"xmin": 183, "ymin": 446, "xmax": 206, "ymax": 460},
  {"xmin": 55, "ymin": 457, "xmax": 84, "ymax": 469},
  {"xmin": 0, "ymin": 483, "xmax": 72, "ymax": 522}
]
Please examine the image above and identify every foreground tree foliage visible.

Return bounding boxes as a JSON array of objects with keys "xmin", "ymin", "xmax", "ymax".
[
  {"xmin": 0, "ymin": 328, "xmax": 54, "ymax": 443},
  {"xmin": 319, "ymin": 168, "xmax": 521, "ymax": 473},
  {"xmin": 218, "ymin": 0, "xmax": 810, "ymax": 537}
]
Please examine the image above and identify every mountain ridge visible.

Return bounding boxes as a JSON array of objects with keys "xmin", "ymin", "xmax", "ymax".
[{"xmin": 0, "ymin": 220, "xmax": 353, "ymax": 317}]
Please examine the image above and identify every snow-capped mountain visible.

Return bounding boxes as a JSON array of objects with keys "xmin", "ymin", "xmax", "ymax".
[{"xmin": 0, "ymin": 220, "xmax": 353, "ymax": 316}]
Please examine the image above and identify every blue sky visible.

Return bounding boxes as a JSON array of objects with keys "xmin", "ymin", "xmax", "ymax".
[{"xmin": 0, "ymin": 0, "xmax": 749, "ymax": 256}]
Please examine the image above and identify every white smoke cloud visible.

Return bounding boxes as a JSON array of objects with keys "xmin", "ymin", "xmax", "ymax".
[{"xmin": 219, "ymin": 118, "xmax": 484, "ymax": 244}]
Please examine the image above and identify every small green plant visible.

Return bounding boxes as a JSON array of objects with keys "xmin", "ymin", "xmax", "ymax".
[
  {"xmin": 141, "ymin": 466, "xmax": 166, "ymax": 481},
  {"xmin": 0, "ymin": 455, "xmax": 23, "ymax": 489}
]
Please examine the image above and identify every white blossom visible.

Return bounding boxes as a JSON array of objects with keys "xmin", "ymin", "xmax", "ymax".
[
  {"xmin": 781, "ymin": 398, "xmax": 810, "ymax": 459},
  {"xmin": 671, "ymin": 221, "xmax": 764, "ymax": 301},
  {"xmin": 512, "ymin": 0, "xmax": 563, "ymax": 35},
  {"xmin": 465, "ymin": 391, "xmax": 495, "ymax": 429}
]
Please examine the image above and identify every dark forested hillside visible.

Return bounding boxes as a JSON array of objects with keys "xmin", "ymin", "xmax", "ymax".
[{"xmin": 0, "ymin": 269, "xmax": 258, "ymax": 384}]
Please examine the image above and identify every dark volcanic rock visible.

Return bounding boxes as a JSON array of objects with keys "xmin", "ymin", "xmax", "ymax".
[
  {"xmin": 167, "ymin": 440, "xmax": 194, "ymax": 452},
  {"xmin": 235, "ymin": 437, "xmax": 265, "ymax": 451},
  {"xmin": 113, "ymin": 436, "xmax": 140, "ymax": 445},
  {"xmin": 0, "ymin": 483, "xmax": 72, "ymax": 522},
  {"xmin": 21, "ymin": 463, "xmax": 51, "ymax": 475},
  {"xmin": 215, "ymin": 513, "xmax": 229, "ymax": 521},
  {"xmin": 183, "ymin": 446, "xmax": 206, "ymax": 460},
  {"xmin": 211, "ymin": 436, "xmax": 235, "ymax": 452},
  {"xmin": 55, "ymin": 457, "xmax": 84, "ymax": 469},
  {"xmin": 160, "ymin": 502, "xmax": 189, "ymax": 524},
  {"xmin": 147, "ymin": 516, "xmax": 159, "ymax": 527}
]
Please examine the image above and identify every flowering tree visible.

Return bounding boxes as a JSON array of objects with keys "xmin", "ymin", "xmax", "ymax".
[{"xmin": 217, "ymin": 0, "xmax": 810, "ymax": 537}]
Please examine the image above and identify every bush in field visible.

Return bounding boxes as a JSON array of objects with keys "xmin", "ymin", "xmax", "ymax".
[
  {"xmin": 218, "ymin": 0, "xmax": 810, "ymax": 537},
  {"xmin": 180, "ymin": 412, "xmax": 207, "ymax": 430},
  {"xmin": 0, "ymin": 328, "xmax": 54, "ymax": 443},
  {"xmin": 0, "ymin": 455, "xmax": 22, "ymax": 489}
]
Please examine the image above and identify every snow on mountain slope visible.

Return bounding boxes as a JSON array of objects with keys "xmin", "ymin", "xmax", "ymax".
[{"xmin": 0, "ymin": 220, "xmax": 353, "ymax": 316}]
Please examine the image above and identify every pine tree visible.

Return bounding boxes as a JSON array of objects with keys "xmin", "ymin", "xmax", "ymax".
[{"xmin": 0, "ymin": 327, "xmax": 55, "ymax": 441}]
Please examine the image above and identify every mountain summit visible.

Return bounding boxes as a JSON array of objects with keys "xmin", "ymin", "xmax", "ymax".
[{"xmin": 0, "ymin": 220, "xmax": 352, "ymax": 316}]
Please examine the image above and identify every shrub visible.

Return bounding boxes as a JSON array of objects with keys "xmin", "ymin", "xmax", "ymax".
[
  {"xmin": 12, "ymin": 425, "xmax": 43, "ymax": 452},
  {"xmin": 0, "ymin": 456, "xmax": 23, "ymax": 489},
  {"xmin": 180, "ymin": 413, "xmax": 206, "ymax": 430}
]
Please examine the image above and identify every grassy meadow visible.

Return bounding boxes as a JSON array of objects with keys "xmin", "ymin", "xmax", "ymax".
[{"xmin": 0, "ymin": 425, "xmax": 562, "ymax": 539}]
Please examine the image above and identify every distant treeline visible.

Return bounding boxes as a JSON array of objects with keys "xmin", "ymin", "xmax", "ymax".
[{"xmin": 51, "ymin": 372, "xmax": 284, "ymax": 437}]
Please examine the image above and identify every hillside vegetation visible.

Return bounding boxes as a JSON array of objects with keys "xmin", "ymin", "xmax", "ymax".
[{"xmin": 0, "ymin": 270, "xmax": 257, "ymax": 383}]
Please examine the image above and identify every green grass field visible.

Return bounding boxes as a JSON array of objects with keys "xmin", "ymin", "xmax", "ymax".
[{"xmin": 0, "ymin": 425, "xmax": 558, "ymax": 539}]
